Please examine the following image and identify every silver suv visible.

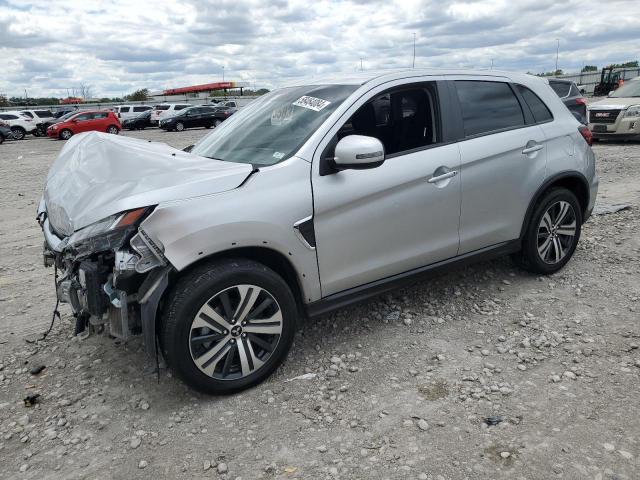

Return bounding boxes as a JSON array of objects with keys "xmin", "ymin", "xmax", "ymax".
[{"xmin": 38, "ymin": 69, "xmax": 598, "ymax": 394}]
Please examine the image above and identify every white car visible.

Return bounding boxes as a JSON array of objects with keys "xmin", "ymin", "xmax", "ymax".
[
  {"xmin": 0, "ymin": 111, "xmax": 37, "ymax": 140},
  {"xmin": 588, "ymin": 76, "xmax": 640, "ymax": 141},
  {"xmin": 20, "ymin": 109, "xmax": 54, "ymax": 122},
  {"xmin": 151, "ymin": 104, "xmax": 190, "ymax": 125},
  {"xmin": 112, "ymin": 105, "xmax": 154, "ymax": 122}
]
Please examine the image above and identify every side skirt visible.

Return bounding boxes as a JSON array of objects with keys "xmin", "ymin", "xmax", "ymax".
[{"xmin": 305, "ymin": 240, "xmax": 521, "ymax": 318}]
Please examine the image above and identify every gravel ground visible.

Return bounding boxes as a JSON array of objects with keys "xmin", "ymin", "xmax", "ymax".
[{"xmin": 0, "ymin": 128, "xmax": 639, "ymax": 479}]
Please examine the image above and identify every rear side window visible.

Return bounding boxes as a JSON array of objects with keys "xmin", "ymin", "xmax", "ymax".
[
  {"xmin": 156, "ymin": 105, "xmax": 170, "ymax": 111},
  {"xmin": 133, "ymin": 106, "xmax": 150, "ymax": 112},
  {"xmin": 35, "ymin": 110, "xmax": 53, "ymax": 117},
  {"xmin": 0, "ymin": 114, "xmax": 18, "ymax": 120},
  {"xmin": 516, "ymin": 85, "xmax": 553, "ymax": 123},
  {"xmin": 569, "ymin": 83, "xmax": 581, "ymax": 97},
  {"xmin": 176, "ymin": 105, "xmax": 189, "ymax": 110},
  {"xmin": 93, "ymin": 112, "xmax": 108, "ymax": 119},
  {"xmin": 455, "ymin": 81, "xmax": 525, "ymax": 137},
  {"xmin": 21, "ymin": 111, "xmax": 34, "ymax": 118},
  {"xmin": 549, "ymin": 81, "xmax": 570, "ymax": 98}
]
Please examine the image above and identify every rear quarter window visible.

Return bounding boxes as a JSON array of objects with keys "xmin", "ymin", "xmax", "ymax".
[
  {"xmin": 516, "ymin": 85, "xmax": 553, "ymax": 123},
  {"xmin": 454, "ymin": 80, "xmax": 525, "ymax": 137}
]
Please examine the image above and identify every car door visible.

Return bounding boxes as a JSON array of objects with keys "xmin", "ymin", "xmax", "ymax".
[
  {"xmin": 452, "ymin": 79, "xmax": 548, "ymax": 254},
  {"xmin": 312, "ymin": 80, "xmax": 462, "ymax": 296},
  {"xmin": 72, "ymin": 112, "xmax": 95, "ymax": 133}
]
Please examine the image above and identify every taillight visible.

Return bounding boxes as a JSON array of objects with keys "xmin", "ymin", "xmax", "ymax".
[
  {"xmin": 578, "ymin": 125, "xmax": 592, "ymax": 146},
  {"xmin": 575, "ymin": 97, "xmax": 586, "ymax": 105}
]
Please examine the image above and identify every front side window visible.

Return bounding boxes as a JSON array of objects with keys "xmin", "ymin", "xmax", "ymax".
[
  {"xmin": 516, "ymin": 85, "xmax": 553, "ymax": 123},
  {"xmin": 74, "ymin": 113, "xmax": 92, "ymax": 121},
  {"xmin": 337, "ymin": 83, "xmax": 440, "ymax": 156},
  {"xmin": 35, "ymin": 110, "xmax": 53, "ymax": 117},
  {"xmin": 156, "ymin": 105, "xmax": 170, "ymax": 111},
  {"xmin": 133, "ymin": 106, "xmax": 151, "ymax": 112},
  {"xmin": 120, "ymin": 106, "xmax": 130, "ymax": 113},
  {"xmin": 21, "ymin": 111, "xmax": 34, "ymax": 118},
  {"xmin": 0, "ymin": 114, "xmax": 18, "ymax": 120},
  {"xmin": 176, "ymin": 105, "xmax": 189, "ymax": 110},
  {"xmin": 455, "ymin": 81, "xmax": 525, "ymax": 137},
  {"xmin": 191, "ymin": 84, "xmax": 358, "ymax": 166}
]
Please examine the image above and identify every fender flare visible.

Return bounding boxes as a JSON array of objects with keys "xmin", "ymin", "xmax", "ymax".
[
  {"xmin": 138, "ymin": 266, "xmax": 173, "ymax": 358},
  {"xmin": 519, "ymin": 171, "xmax": 590, "ymax": 238}
]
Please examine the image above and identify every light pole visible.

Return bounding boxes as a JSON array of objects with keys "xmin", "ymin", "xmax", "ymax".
[
  {"xmin": 360, "ymin": 58, "xmax": 363, "ymax": 71},
  {"xmin": 412, "ymin": 33, "xmax": 416, "ymax": 68},
  {"xmin": 555, "ymin": 39, "xmax": 559, "ymax": 73},
  {"xmin": 490, "ymin": 58, "xmax": 494, "ymax": 70}
]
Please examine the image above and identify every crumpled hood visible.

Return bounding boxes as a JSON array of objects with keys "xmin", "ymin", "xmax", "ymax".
[
  {"xmin": 589, "ymin": 97, "xmax": 639, "ymax": 109},
  {"xmin": 43, "ymin": 131, "xmax": 253, "ymax": 235}
]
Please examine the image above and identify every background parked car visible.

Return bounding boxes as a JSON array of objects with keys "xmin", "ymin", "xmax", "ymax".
[
  {"xmin": 20, "ymin": 110, "xmax": 55, "ymax": 137},
  {"xmin": 112, "ymin": 105, "xmax": 153, "ymax": 122},
  {"xmin": 47, "ymin": 110, "xmax": 121, "ymax": 140},
  {"xmin": 0, "ymin": 120, "xmax": 13, "ymax": 144},
  {"xmin": 159, "ymin": 106, "xmax": 218, "ymax": 131},
  {"xmin": 0, "ymin": 111, "xmax": 37, "ymax": 140},
  {"xmin": 210, "ymin": 103, "xmax": 238, "ymax": 126},
  {"xmin": 548, "ymin": 79, "xmax": 587, "ymax": 124},
  {"xmin": 588, "ymin": 76, "xmax": 640, "ymax": 141},
  {"xmin": 151, "ymin": 103, "xmax": 190, "ymax": 125},
  {"xmin": 121, "ymin": 110, "xmax": 154, "ymax": 130}
]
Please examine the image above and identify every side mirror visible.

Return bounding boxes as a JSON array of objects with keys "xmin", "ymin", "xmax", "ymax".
[
  {"xmin": 183, "ymin": 145, "xmax": 194, "ymax": 153},
  {"xmin": 333, "ymin": 135, "xmax": 385, "ymax": 171}
]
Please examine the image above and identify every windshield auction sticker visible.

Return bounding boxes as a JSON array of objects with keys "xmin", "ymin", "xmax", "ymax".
[{"xmin": 292, "ymin": 96, "xmax": 331, "ymax": 112}]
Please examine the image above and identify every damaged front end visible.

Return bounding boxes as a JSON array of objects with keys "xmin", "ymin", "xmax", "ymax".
[{"xmin": 37, "ymin": 199, "xmax": 171, "ymax": 354}]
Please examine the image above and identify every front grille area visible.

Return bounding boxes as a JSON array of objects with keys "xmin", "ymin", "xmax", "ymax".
[{"xmin": 589, "ymin": 109, "xmax": 622, "ymax": 124}]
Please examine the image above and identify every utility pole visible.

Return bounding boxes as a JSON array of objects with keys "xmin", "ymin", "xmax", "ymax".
[
  {"xmin": 555, "ymin": 38, "xmax": 560, "ymax": 73},
  {"xmin": 490, "ymin": 59, "xmax": 494, "ymax": 70},
  {"xmin": 360, "ymin": 58, "xmax": 363, "ymax": 71},
  {"xmin": 412, "ymin": 33, "xmax": 416, "ymax": 68},
  {"xmin": 222, "ymin": 66, "xmax": 225, "ymax": 82}
]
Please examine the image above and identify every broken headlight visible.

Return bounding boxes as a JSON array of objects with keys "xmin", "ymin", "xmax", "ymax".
[{"xmin": 65, "ymin": 207, "xmax": 153, "ymax": 257}]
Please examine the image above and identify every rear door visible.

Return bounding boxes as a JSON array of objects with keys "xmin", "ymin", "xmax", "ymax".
[{"xmin": 453, "ymin": 79, "xmax": 548, "ymax": 254}]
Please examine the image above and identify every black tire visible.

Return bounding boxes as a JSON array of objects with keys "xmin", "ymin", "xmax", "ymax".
[
  {"xmin": 175, "ymin": 122, "xmax": 185, "ymax": 132},
  {"xmin": 106, "ymin": 125, "xmax": 119, "ymax": 135},
  {"xmin": 0, "ymin": 134, "xmax": 4, "ymax": 144},
  {"xmin": 513, "ymin": 188, "xmax": 582, "ymax": 274},
  {"xmin": 59, "ymin": 129, "xmax": 72, "ymax": 140},
  {"xmin": 11, "ymin": 127, "xmax": 25, "ymax": 140},
  {"xmin": 160, "ymin": 258, "xmax": 297, "ymax": 394}
]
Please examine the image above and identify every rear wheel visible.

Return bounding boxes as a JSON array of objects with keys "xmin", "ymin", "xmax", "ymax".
[
  {"xmin": 11, "ymin": 127, "xmax": 25, "ymax": 140},
  {"xmin": 106, "ymin": 125, "xmax": 119, "ymax": 135},
  {"xmin": 59, "ymin": 129, "xmax": 73, "ymax": 140},
  {"xmin": 513, "ymin": 188, "xmax": 582, "ymax": 274},
  {"xmin": 160, "ymin": 258, "xmax": 297, "ymax": 394}
]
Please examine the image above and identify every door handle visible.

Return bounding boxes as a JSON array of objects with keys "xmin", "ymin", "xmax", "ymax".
[
  {"xmin": 522, "ymin": 144, "xmax": 544, "ymax": 154},
  {"xmin": 427, "ymin": 170, "xmax": 458, "ymax": 183}
]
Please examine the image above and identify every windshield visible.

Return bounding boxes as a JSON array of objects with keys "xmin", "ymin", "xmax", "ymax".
[
  {"xmin": 55, "ymin": 111, "xmax": 77, "ymax": 123},
  {"xmin": 191, "ymin": 84, "xmax": 357, "ymax": 166},
  {"xmin": 610, "ymin": 80, "xmax": 640, "ymax": 98}
]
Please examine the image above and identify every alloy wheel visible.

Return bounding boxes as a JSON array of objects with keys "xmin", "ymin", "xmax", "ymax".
[
  {"xmin": 107, "ymin": 126, "xmax": 118, "ymax": 134},
  {"xmin": 189, "ymin": 284, "xmax": 283, "ymax": 380},
  {"xmin": 537, "ymin": 200, "xmax": 577, "ymax": 264},
  {"xmin": 60, "ymin": 130, "xmax": 72, "ymax": 140},
  {"xmin": 176, "ymin": 122, "xmax": 184, "ymax": 131}
]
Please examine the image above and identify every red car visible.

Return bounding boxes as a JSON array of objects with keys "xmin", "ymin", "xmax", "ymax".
[{"xmin": 47, "ymin": 110, "xmax": 121, "ymax": 140}]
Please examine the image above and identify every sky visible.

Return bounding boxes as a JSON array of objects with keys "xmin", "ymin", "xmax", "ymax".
[{"xmin": 1, "ymin": 0, "xmax": 639, "ymax": 98}]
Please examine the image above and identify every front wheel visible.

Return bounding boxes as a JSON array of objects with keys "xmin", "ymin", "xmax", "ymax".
[
  {"xmin": 160, "ymin": 258, "xmax": 297, "ymax": 394},
  {"xmin": 175, "ymin": 122, "xmax": 185, "ymax": 132},
  {"xmin": 59, "ymin": 129, "xmax": 73, "ymax": 140},
  {"xmin": 513, "ymin": 188, "xmax": 582, "ymax": 274}
]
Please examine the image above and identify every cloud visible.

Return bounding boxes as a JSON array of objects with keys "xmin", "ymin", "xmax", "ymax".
[{"xmin": 0, "ymin": 0, "xmax": 639, "ymax": 97}]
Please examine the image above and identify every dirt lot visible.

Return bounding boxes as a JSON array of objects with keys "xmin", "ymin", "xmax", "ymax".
[{"xmin": 1, "ymin": 129, "xmax": 639, "ymax": 479}]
